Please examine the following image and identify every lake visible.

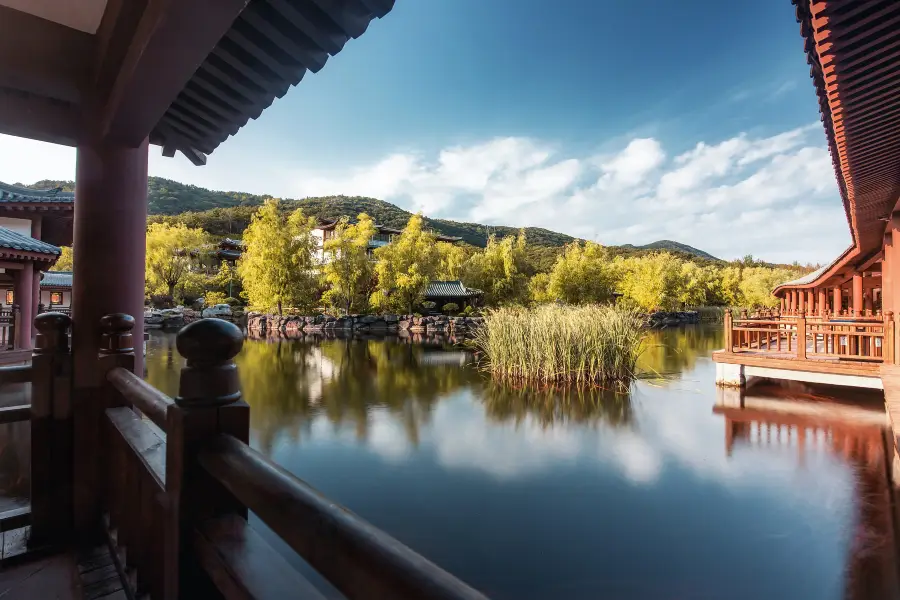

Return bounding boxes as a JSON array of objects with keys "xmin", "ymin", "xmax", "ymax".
[{"xmin": 142, "ymin": 325, "xmax": 896, "ymax": 599}]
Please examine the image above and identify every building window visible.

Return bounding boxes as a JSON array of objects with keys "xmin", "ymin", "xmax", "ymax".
[
  {"xmin": 51, "ymin": 292, "xmax": 62, "ymax": 304},
  {"xmin": 5, "ymin": 291, "xmax": 12, "ymax": 305}
]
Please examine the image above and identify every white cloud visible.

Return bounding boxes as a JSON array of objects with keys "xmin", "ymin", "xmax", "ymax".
[{"xmin": 0, "ymin": 123, "xmax": 848, "ymax": 264}]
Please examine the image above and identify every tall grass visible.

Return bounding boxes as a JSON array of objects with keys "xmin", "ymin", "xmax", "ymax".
[{"xmin": 472, "ymin": 304, "xmax": 646, "ymax": 386}]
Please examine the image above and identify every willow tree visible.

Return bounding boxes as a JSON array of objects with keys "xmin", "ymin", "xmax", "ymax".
[
  {"xmin": 145, "ymin": 223, "xmax": 209, "ymax": 298},
  {"xmin": 370, "ymin": 214, "xmax": 439, "ymax": 313},
  {"xmin": 320, "ymin": 213, "xmax": 377, "ymax": 314},
  {"xmin": 617, "ymin": 252, "xmax": 684, "ymax": 311},
  {"xmin": 545, "ymin": 241, "xmax": 618, "ymax": 304},
  {"xmin": 238, "ymin": 199, "xmax": 318, "ymax": 314},
  {"xmin": 462, "ymin": 232, "xmax": 530, "ymax": 306},
  {"xmin": 436, "ymin": 242, "xmax": 470, "ymax": 280}
]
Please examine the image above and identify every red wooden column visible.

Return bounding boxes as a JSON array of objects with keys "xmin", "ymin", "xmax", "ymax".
[
  {"xmin": 884, "ymin": 234, "xmax": 894, "ymax": 315},
  {"xmin": 798, "ymin": 289, "xmax": 806, "ymax": 314},
  {"xmin": 14, "ymin": 261, "xmax": 33, "ymax": 349},
  {"xmin": 807, "ymin": 290, "xmax": 815, "ymax": 314},
  {"xmin": 31, "ymin": 217, "xmax": 41, "ymax": 337},
  {"xmin": 833, "ymin": 286, "xmax": 842, "ymax": 316},
  {"xmin": 71, "ymin": 138, "xmax": 148, "ymax": 534},
  {"xmin": 863, "ymin": 289, "xmax": 873, "ymax": 314},
  {"xmin": 817, "ymin": 288, "xmax": 826, "ymax": 316},
  {"xmin": 852, "ymin": 274, "xmax": 863, "ymax": 316},
  {"xmin": 780, "ymin": 296, "xmax": 786, "ymax": 313}
]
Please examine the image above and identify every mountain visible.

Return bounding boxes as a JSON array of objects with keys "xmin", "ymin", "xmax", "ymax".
[
  {"xmin": 620, "ymin": 240, "xmax": 720, "ymax": 261},
  {"xmin": 22, "ymin": 177, "xmax": 718, "ymax": 261}
]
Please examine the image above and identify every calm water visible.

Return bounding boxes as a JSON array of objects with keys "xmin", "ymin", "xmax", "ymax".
[{"xmin": 138, "ymin": 326, "xmax": 896, "ymax": 599}]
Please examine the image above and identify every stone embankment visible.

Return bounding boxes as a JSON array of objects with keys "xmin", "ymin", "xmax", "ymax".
[
  {"xmin": 644, "ymin": 310, "xmax": 700, "ymax": 328},
  {"xmin": 246, "ymin": 313, "xmax": 485, "ymax": 336},
  {"xmin": 144, "ymin": 306, "xmax": 247, "ymax": 329}
]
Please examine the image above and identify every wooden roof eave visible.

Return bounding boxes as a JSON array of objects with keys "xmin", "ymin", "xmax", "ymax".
[{"xmin": 773, "ymin": 244, "xmax": 858, "ymax": 295}]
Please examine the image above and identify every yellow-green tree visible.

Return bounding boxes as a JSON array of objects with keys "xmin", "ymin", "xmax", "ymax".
[
  {"xmin": 618, "ymin": 252, "xmax": 684, "ymax": 311},
  {"xmin": 713, "ymin": 266, "xmax": 744, "ymax": 306},
  {"xmin": 739, "ymin": 266, "xmax": 791, "ymax": 308},
  {"xmin": 462, "ymin": 232, "xmax": 530, "ymax": 306},
  {"xmin": 51, "ymin": 246, "xmax": 73, "ymax": 271},
  {"xmin": 370, "ymin": 214, "xmax": 440, "ymax": 313},
  {"xmin": 145, "ymin": 223, "xmax": 209, "ymax": 298},
  {"xmin": 321, "ymin": 213, "xmax": 377, "ymax": 314},
  {"xmin": 676, "ymin": 261, "xmax": 713, "ymax": 307},
  {"xmin": 545, "ymin": 242, "xmax": 619, "ymax": 304},
  {"xmin": 436, "ymin": 242, "xmax": 471, "ymax": 280},
  {"xmin": 237, "ymin": 199, "xmax": 318, "ymax": 314}
]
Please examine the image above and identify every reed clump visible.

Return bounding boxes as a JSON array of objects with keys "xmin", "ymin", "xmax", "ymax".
[{"xmin": 472, "ymin": 304, "xmax": 646, "ymax": 386}]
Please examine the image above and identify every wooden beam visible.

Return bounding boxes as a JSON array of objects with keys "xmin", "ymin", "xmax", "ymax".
[
  {"xmin": 102, "ymin": 0, "xmax": 249, "ymax": 146},
  {"xmin": 0, "ymin": 261, "xmax": 24, "ymax": 271},
  {"xmin": 0, "ymin": 87, "xmax": 79, "ymax": 146},
  {"xmin": 0, "ymin": 6, "xmax": 92, "ymax": 103}
]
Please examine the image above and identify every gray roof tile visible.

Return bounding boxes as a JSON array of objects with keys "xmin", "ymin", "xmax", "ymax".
[
  {"xmin": 0, "ymin": 181, "xmax": 74, "ymax": 204},
  {"xmin": 0, "ymin": 227, "xmax": 61, "ymax": 256},
  {"xmin": 425, "ymin": 280, "xmax": 482, "ymax": 298},
  {"xmin": 42, "ymin": 271, "xmax": 72, "ymax": 288}
]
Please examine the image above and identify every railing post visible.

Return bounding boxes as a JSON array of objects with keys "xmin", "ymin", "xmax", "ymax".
[
  {"xmin": 888, "ymin": 312, "xmax": 897, "ymax": 365},
  {"xmin": 796, "ymin": 311, "xmax": 807, "ymax": 360},
  {"xmin": 10, "ymin": 304, "xmax": 19, "ymax": 350},
  {"xmin": 165, "ymin": 319, "xmax": 248, "ymax": 598},
  {"xmin": 30, "ymin": 312, "xmax": 73, "ymax": 546},
  {"xmin": 73, "ymin": 313, "xmax": 135, "ymax": 538},
  {"xmin": 724, "ymin": 309, "xmax": 733, "ymax": 352}
]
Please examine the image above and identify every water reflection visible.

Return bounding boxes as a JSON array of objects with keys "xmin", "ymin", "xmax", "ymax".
[{"xmin": 143, "ymin": 326, "xmax": 898, "ymax": 600}]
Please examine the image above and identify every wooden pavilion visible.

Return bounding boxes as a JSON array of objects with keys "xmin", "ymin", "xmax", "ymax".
[
  {"xmin": 714, "ymin": 0, "xmax": 900, "ymax": 392},
  {"xmin": 0, "ymin": 1, "xmax": 486, "ymax": 598}
]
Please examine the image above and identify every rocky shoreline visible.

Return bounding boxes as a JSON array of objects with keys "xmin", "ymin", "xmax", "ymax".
[
  {"xmin": 143, "ymin": 308, "xmax": 699, "ymax": 333},
  {"xmin": 246, "ymin": 313, "xmax": 485, "ymax": 336}
]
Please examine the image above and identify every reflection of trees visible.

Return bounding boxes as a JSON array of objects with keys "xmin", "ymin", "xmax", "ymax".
[
  {"xmin": 482, "ymin": 380, "xmax": 633, "ymax": 428},
  {"xmin": 238, "ymin": 338, "xmax": 480, "ymax": 454},
  {"xmin": 638, "ymin": 325, "xmax": 723, "ymax": 376}
]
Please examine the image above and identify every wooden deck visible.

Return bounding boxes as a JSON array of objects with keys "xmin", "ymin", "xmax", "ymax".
[{"xmin": 713, "ymin": 349, "xmax": 882, "ymax": 377}]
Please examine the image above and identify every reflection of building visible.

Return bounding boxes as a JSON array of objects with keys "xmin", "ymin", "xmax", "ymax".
[{"xmin": 715, "ymin": 387, "xmax": 898, "ymax": 599}]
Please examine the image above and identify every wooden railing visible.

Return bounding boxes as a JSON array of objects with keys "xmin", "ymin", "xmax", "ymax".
[
  {"xmin": 0, "ymin": 305, "xmax": 18, "ymax": 350},
  {"xmin": 724, "ymin": 310, "xmax": 893, "ymax": 363},
  {"xmin": 92, "ymin": 315, "xmax": 485, "ymax": 599}
]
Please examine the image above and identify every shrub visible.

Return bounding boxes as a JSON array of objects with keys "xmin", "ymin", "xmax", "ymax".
[
  {"xmin": 150, "ymin": 294, "xmax": 174, "ymax": 308},
  {"xmin": 472, "ymin": 304, "xmax": 645, "ymax": 386},
  {"xmin": 421, "ymin": 301, "xmax": 437, "ymax": 311},
  {"xmin": 462, "ymin": 305, "xmax": 475, "ymax": 316},
  {"xmin": 442, "ymin": 302, "xmax": 460, "ymax": 315},
  {"xmin": 204, "ymin": 291, "xmax": 228, "ymax": 307},
  {"xmin": 224, "ymin": 297, "xmax": 242, "ymax": 307}
]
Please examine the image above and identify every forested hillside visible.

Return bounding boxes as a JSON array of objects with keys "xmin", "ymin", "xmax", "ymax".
[{"xmin": 24, "ymin": 177, "xmax": 725, "ymax": 262}]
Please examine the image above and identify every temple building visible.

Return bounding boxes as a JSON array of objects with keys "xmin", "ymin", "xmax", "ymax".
[
  {"xmin": 715, "ymin": 1, "xmax": 900, "ymax": 392},
  {"xmin": 313, "ymin": 217, "xmax": 463, "ymax": 263}
]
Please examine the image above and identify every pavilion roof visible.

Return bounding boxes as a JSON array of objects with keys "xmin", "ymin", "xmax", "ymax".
[
  {"xmin": 41, "ymin": 271, "xmax": 72, "ymax": 288},
  {"xmin": 0, "ymin": 226, "xmax": 60, "ymax": 257},
  {"xmin": 0, "ymin": 181, "xmax": 74, "ymax": 204},
  {"xmin": 790, "ymin": 0, "xmax": 900, "ymax": 279},
  {"xmin": 150, "ymin": 0, "xmax": 395, "ymax": 163},
  {"xmin": 425, "ymin": 281, "xmax": 482, "ymax": 299}
]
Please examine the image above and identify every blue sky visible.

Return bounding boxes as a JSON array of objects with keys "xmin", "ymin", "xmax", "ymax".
[{"xmin": 0, "ymin": 0, "xmax": 848, "ymax": 263}]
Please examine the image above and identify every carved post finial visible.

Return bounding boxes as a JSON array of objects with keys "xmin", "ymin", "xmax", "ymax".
[
  {"xmin": 176, "ymin": 318, "xmax": 243, "ymax": 407},
  {"xmin": 99, "ymin": 313, "xmax": 135, "ymax": 354},
  {"xmin": 34, "ymin": 312, "xmax": 72, "ymax": 354}
]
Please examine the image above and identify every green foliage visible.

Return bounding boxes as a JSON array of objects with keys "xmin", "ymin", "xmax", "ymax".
[
  {"xmin": 462, "ymin": 305, "xmax": 475, "ymax": 316},
  {"xmin": 422, "ymin": 301, "xmax": 437, "ymax": 311},
  {"xmin": 145, "ymin": 223, "xmax": 210, "ymax": 299},
  {"xmin": 462, "ymin": 231, "xmax": 530, "ymax": 306},
  {"xmin": 617, "ymin": 252, "xmax": 686, "ymax": 311},
  {"xmin": 224, "ymin": 297, "xmax": 242, "ymax": 307},
  {"xmin": 204, "ymin": 291, "xmax": 228, "ymax": 306},
  {"xmin": 51, "ymin": 246, "xmax": 73, "ymax": 272},
  {"xmin": 237, "ymin": 199, "xmax": 318, "ymax": 314},
  {"xmin": 320, "ymin": 213, "xmax": 377, "ymax": 314},
  {"xmin": 370, "ymin": 214, "xmax": 440, "ymax": 313},
  {"xmin": 545, "ymin": 242, "xmax": 619, "ymax": 304},
  {"xmin": 473, "ymin": 304, "xmax": 646, "ymax": 385},
  {"xmin": 442, "ymin": 302, "xmax": 460, "ymax": 314},
  {"xmin": 436, "ymin": 242, "xmax": 472, "ymax": 280},
  {"xmin": 739, "ymin": 266, "xmax": 797, "ymax": 308}
]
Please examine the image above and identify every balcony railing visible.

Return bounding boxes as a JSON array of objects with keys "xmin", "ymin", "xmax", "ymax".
[{"xmin": 724, "ymin": 309, "xmax": 894, "ymax": 364}]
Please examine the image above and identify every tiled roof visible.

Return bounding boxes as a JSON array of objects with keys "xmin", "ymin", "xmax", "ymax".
[
  {"xmin": 0, "ymin": 227, "xmax": 61, "ymax": 256},
  {"xmin": 0, "ymin": 181, "xmax": 74, "ymax": 204},
  {"xmin": 425, "ymin": 281, "xmax": 482, "ymax": 298},
  {"xmin": 42, "ymin": 271, "xmax": 72, "ymax": 288},
  {"xmin": 216, "ymin": 249, "xmax": 241, "ymax": 260},
  {"xmin": 776, "ymin": 263, "xmax": 830, "ymax": 289}
]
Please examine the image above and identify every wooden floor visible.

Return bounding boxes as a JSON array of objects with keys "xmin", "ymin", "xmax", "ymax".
[
  {"xmin": 0, "ymin": 532, "xmax": 126, "ymax": 600},
  {"xmin": 881, "ymin": 364, "xmax": 900, "ymax": 447},
  {"xmin": 713, "ymin": 349, "xmax": 882, "ymax": 377}
]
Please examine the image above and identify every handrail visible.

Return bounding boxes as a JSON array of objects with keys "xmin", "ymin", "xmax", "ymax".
[
  {"xmin": 199, "ymin": 434, "xmax": 488, "ymax": 600},
  {"xmin": 107, "ymin": 367, "xmax": 173, "ymax": 430},
  {"xmin": 0, "ymin": 404, "xmax": 30, "ymax": 424},
  {"xmin": 0, "ymin": 364, "xmax": 31, "ymax": 385}
]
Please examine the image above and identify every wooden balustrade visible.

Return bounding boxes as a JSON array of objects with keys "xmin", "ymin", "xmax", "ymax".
[
  {"xmin": 0, "ymin": 305, "xmax": 18, "ymax": 350},
  {"xmin": 724, "ymin": 309, "xmax": 895, "ymax": 364},
  {"xmin": 89, "ymin": 315, "xmax": 484, "ymax": 599}
]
